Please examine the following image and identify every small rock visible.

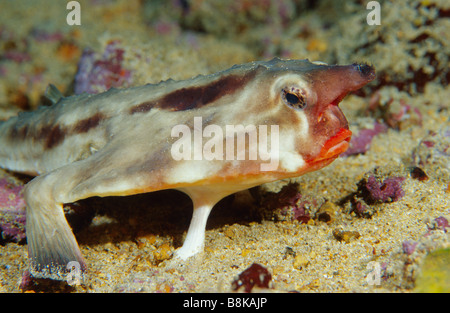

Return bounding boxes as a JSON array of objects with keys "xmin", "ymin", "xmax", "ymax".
[
  {"xmin": 223, "ymin": 226, "xmax": 236, "ymax": 239},
  {"xmin": 231, "ymin": 263, "xmax": 272, "ymax": 292},
  {"xmin": 315, "ymin": 201, "xmax": 338, "ymax": 223},
  {"xmin": 153, "ymin": 243, "xmax": 173, "ymax": 262},
  {"xmin": 333, "ymin": 228, "xmax": 361, "ymax": 243},
  {"xmin": 293, "ymin": 255, "xmax": 309, "ymax": 270},
  {"xmin": 410, "ymin": 166, "xmax": 429, "ymax": 181},
  {"xmin": 282, "ymin": 246, "xmax": 296, "ymax": 259}
]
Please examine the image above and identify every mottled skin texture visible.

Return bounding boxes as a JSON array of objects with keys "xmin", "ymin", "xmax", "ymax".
[{"xmin": 0, "ymin": 58, "xmax": 375, "ymax": 279}]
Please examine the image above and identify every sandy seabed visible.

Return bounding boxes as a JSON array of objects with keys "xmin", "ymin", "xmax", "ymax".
[{"xmin": 0, "ymin": 0, "xmax": 448, "ymax": 293}]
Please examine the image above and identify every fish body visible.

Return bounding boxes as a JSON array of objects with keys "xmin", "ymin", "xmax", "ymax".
[{"xmin": 0, "ymin": 58, "xmax": 375, "ymax": 279}]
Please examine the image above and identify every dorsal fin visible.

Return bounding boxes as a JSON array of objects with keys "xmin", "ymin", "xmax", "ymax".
[{"xmin": 44, "ymin": 84, "xmax": 64, "ymax": 104}]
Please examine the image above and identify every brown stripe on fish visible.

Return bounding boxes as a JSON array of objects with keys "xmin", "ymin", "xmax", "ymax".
[
  {"xmin": 73, "ymin": 112, "xmax": 105, "ymax": 134},
  {"xmin": 157, "ymin": 73, "xmax": 255, "ymax": 111},
  {"xmin": 8, "ymin": 124, "xmax": 29, "ymax": 140},
  {"xmin": 11, "ymin": 112, "xmax": 108, "ymax": 150},
  {"xmin": 39, "ymin": 125, "xmax": 66, "ymax": 149},
  {"xmin": 6, "ymin": 121, "xmax": 67, "ymax": 149},
  {"xmin": 130, "ymin": 70, "xmax": 258, "ymax": 114},
  {"xmin": 129, "ymin": 101, "xmax": 154, "ymax": 114}
]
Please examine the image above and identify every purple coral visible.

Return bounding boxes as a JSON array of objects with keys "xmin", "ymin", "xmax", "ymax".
[
  {"xmin": 292, "ymin": 205, "xmax": 311, "ymax": 224},
  {"xmin": 385, "ymin": 99, "xmax": 423, "ymax": 129},
  {"xmin": 274, "ymin": 183, "xmax": 311, "ymax": 223},
  {"xmin": 29, "ymin": 28, "xmax": 64, "ymax": 42},
  {"xmin": 2, "ymin": 51, "xmax": 31, "ymax": 63},
  {"xmin": 259, "ymin": 183, "xmax": 314, "ymax": 223},
  {"xmin": 402, "ymin": 240, "xmax": 418, "ymax": 255},
  {"xmin": 0, "ymin": 178, "xmax": 27, "ymax": 243},
  {"xmin": 435, "ymin": 217, "xmax": 449, "ymax": 232},
  {"xmin": 353, "ymin": 198, "xmax": 372, "ymax": 218},
  {"xmin": 412, "ymin": 127, "xmax": 450, "ymax": 168},
  {"xmin": 367, "ymin": 92, "xmax": 422, "ymax": 130},
  {"xmin": 428, "ymin": 216, "xmax": 449, "ymax": 233},
  {"xmin": 231, "ymin": 263, "xmax": 272, "ymax": 292},
  {"xmin": 276, "ymin": 183, "xmax": 302, "ymax": 207},
  {"xmin": 0, "ymin": 27, "xmax": 31, "ymax": 63},
  {"xmin": 342, "ymin": 122, "xmax": 388, "ymax": 156},
  {"xmin": 349, "ymin": 175, "xmax": 406, "ymax": 218},
  {"xmin": 363, "ymin": 175, "xmax": 405, "ymax": 203},
  {"xmin": 74, "ymin": 40, "xmax": 132, "ymax": 94}
]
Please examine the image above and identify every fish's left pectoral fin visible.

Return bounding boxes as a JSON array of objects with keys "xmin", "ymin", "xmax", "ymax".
[{"xmin": 25, "ymin": 177, "xmax": 86, "ymax": 280}]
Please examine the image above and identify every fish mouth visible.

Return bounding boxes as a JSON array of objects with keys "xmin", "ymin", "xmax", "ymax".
[{"xmin": 317, "ymin": 128, "xmax": 352, "ymax": 161}]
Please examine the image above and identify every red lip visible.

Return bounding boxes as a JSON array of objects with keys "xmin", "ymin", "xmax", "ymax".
[{"xmin": 317, "ymin": 128, "xmax": 352, "ymax": 161}]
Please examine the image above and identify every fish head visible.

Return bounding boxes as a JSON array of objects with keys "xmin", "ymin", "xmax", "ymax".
[{"xmin": 250, "ymin": 58, "xmax": 376, "ymax": 176}]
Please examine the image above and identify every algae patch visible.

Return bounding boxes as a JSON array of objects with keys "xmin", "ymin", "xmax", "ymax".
[{"xmin": 414, "ymin": 248, "xmax": 450, "ymax": 293}]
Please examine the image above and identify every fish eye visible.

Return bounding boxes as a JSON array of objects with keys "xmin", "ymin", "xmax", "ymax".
[{"xmin": 281, "ymin": 87, "xmax": 306, "ymax": 110}]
